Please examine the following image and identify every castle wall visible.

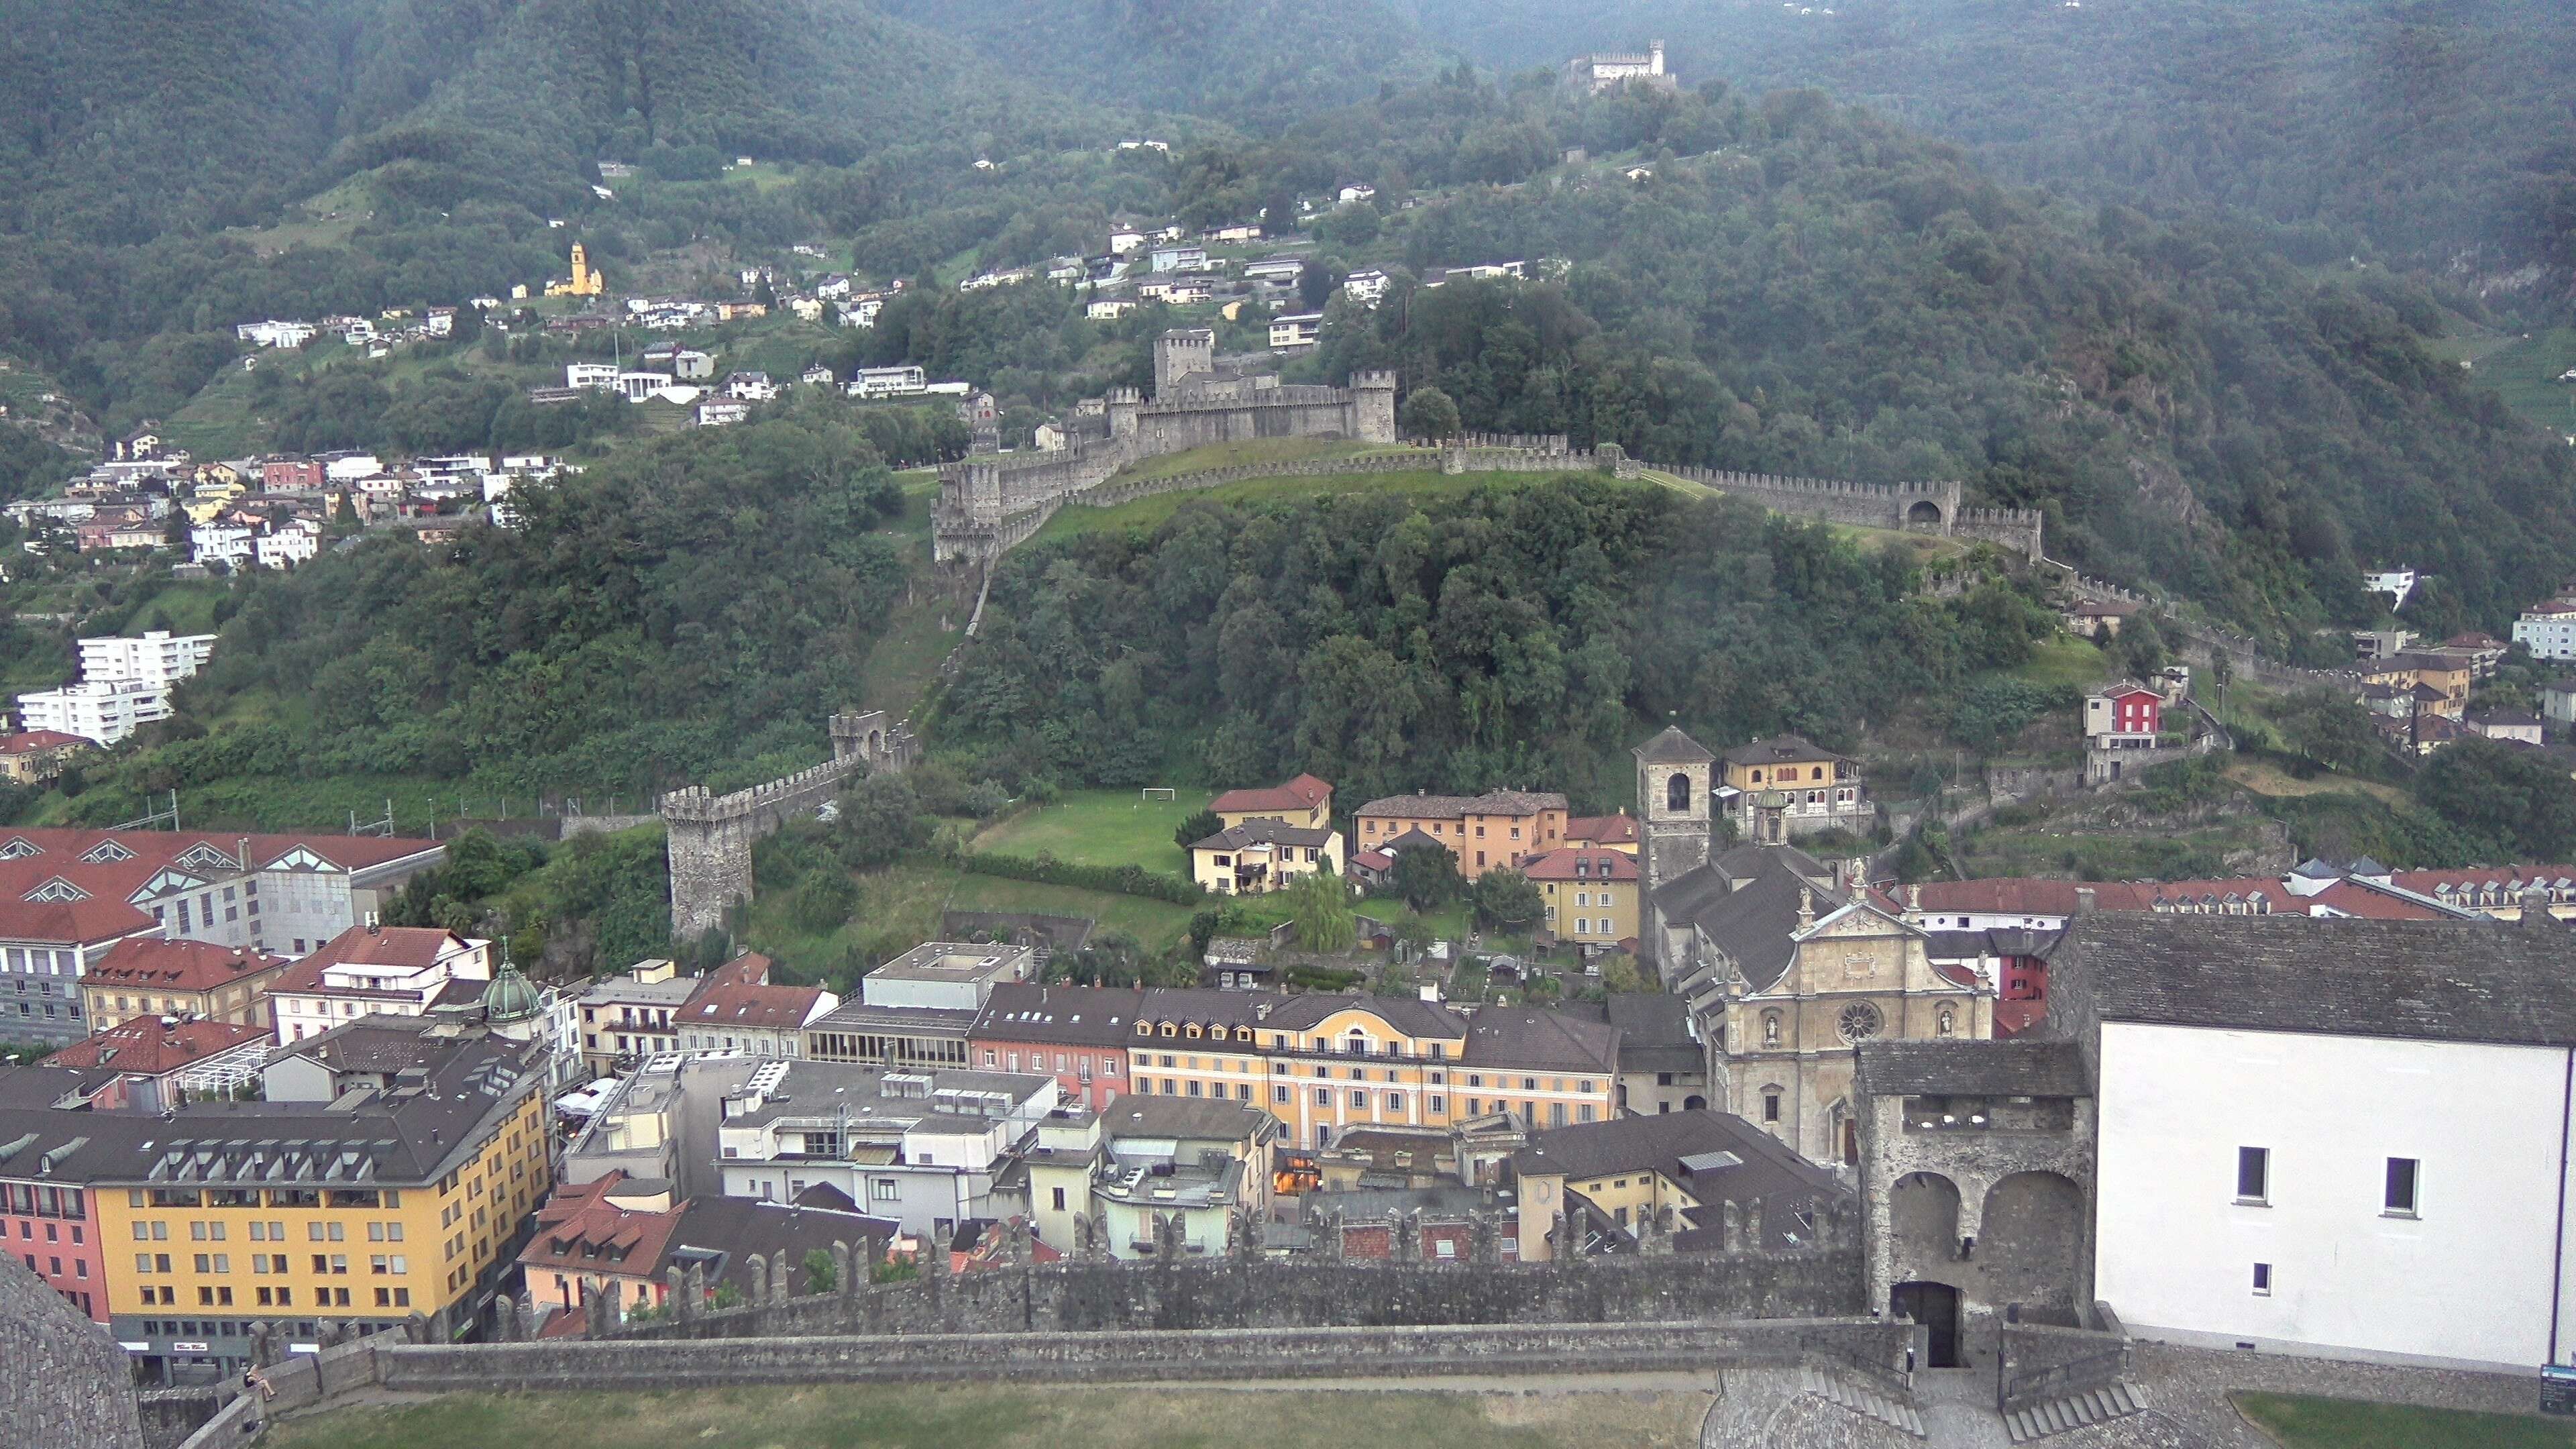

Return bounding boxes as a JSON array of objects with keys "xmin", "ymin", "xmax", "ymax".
[{"xmin": 660, "ymin": 753, "xmax": 869, "ymax": 941}]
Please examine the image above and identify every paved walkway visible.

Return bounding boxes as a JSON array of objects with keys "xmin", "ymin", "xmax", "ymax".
[{"xmin": 1917, "ymin": 1368, "xmax": 2015, "ymax": 1449}]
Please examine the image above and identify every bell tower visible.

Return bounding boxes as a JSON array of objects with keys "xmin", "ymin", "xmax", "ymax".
[{"xmin": 1633, "ymin": 724, "xmax": 1715, "ymax": 893}]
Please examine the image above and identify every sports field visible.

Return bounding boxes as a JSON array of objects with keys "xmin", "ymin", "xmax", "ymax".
[{"xmin": 970, "ymin": 788, "xmax": 1213, "ymax": 873}]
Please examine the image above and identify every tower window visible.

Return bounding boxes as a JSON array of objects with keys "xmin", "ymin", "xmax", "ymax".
[{"xmin": 1666, "ymin": 773, "xmax": 1691, "ymax": 812}]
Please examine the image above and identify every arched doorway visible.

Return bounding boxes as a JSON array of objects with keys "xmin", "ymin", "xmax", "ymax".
[
  {"xmin": 1905, "ymin": 500, "xmax": 1945, "ymax": 531},
  {"xmin": 1888, "ymin": 1171, "xmax": 1962, "ymax": 1268},
  {"xmin": 1682, "ymin": 1093, "xmax": 1707, "ymax": 1111},
  {"xmin": 1891, "ymin": 1281, "xmax": 1963, "ymax": 1367},
  {"xmin": 1980, "ymin": 1171, "xmax": 2088, "ymax": 1319}
]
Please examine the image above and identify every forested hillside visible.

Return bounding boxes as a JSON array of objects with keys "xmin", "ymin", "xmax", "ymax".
[
  {"xmin": 1399, "ymin": 0, "xmax": 2576, "ymax": 289},
  {"xmin": 939, "ymin": 479, "xmax": 2059, "ymax": 806}
]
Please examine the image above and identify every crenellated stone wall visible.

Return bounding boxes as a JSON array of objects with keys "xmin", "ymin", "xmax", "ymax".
[{"xmin": 659, "ymin": 712, "xmax": 920, "ymax": 940}]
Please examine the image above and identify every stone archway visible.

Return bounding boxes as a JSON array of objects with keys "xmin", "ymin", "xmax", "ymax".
[
  {"xmin": 1888, "ymin": 1171, "xmax": 1962, "ymax": 1272},
  {"xmin": 1979, "ymin": 1171, "xmax": 2087, "ymax": 1320},
  {"xmin": 1906, "ymin": 498, "xmax": 1946, "ymax": 531}
]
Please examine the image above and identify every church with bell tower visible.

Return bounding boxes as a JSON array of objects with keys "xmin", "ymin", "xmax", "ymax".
[{"xmin": 1631, "ymin": 724, "xmax": 1990, "ymax": 1166}]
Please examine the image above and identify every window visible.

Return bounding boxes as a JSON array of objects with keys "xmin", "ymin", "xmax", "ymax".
[
  {"xmin": 1761, "ymin": 1089, "xmax": 1782, "ymax": 1124},
  {"xmin": 2251, "ymin": 1263, "xmax": 2272, "ymax": 1295},
  {"xmin": 2235, "ymin": 1146, "xmax": 2269, "ymax": 1204},
  {"xmin": 1349, "ymin": 1089, "xmax": 1368, "ymax": 1107},
  {"xmin": 1314, "ymin": 1087, "xmax": 1331, "ymax": 1105},
  {"xmin": 2383, "ymin": 1158, "xmax": 2419, "ymax": 1217}
]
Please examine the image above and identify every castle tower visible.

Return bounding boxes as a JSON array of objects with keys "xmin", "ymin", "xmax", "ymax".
[
  {"xmin": 1650, "ymin": 39, "xmax": 1666, "ymax": 75},
  {"xmin": 1633, "ymin": 725, "xmax": 1715, "ymax": 894},
  {"xmin": 1153, "ymin": 328, "xmax": 1216, "ymax": 397},
  {"xmin": 1106, "ymin": 386, "xmax": 1141, "ymax": 439},
  {"xmin": 1350, "ymin": 372, "xmax": 1398, "ymax": 445}
]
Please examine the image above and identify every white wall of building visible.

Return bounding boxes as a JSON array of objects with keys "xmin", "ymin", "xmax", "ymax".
[{"xmin": 2094, "ymin": 1020, "xmax": 2576, "ymax": 1371}]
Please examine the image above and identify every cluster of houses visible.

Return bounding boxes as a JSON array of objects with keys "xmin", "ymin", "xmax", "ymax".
[
  {"xmin": 236, "ymin": 307, "xmax": 464, "ymax": 362},
  {"xmin": 11, "ymin": 629, "xmax": 212, "ymax": 747}
]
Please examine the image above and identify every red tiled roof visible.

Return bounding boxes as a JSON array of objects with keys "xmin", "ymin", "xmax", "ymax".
[
  {"xmin": 85, "ymin": 935, "xmax": 288, "ymax": 992},
  {"xmin": 684, "ymin": 956, "xmax": 821, "ymax": 1031},
  {"xmin": 299, "ymin": 924, "xmax": 468, "ymax": 971},
  {"xmin": 2303, "ymin": 881, "xmax": 2449, "ymax": 920},
  {"xmin": 1564, "ymin": 814, "xmax": 1638, "ymax": 846},
  {"xmin": 519, "ymin": 1173, "xmax": 686, "ymax": 1279},
  {"xmin": 0, "ymin": 731, "xmax": 94, "ymax": 755},
  {"xmin": 1519, "ymin": 847, "xmax": 1639, "ymax": 881},
  {"xmin": 1212, "ymin": 773, "xmax": 1333, "ymax": 815},
  {"xmin": 1, "ymin": 895, "xmax": 161, "ymax": 945},
  {"xmin": 47, "ymin": 1016, "xmax": 269, "ymax": 1075}
]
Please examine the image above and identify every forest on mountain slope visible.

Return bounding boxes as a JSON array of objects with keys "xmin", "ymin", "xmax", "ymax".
[{"xmin": 1398, "ymin": 0, "xmax": 2576, "ymax": 292}]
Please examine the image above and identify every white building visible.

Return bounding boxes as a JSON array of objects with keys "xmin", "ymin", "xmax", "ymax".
[
  {"xmin": 1344, "ymin": 268, "xmax": 1392, "ymax": 307},
  {"xmin": 1107, "ymin": 228, "xmax": 1146, "ymax": 255},
  {"xmin": 2513, "ymin": 600, "xmax": 2576, "ymax": 661},
  {"xmin": 323, "ymin": 454, "xmax": 383, "ymax": 484},
  {"xmin": 2361, "ymin": 567, "xmax": 2417, "ymax": 610},
  {"xmin": 566, "ymin": 363, "xmax": 621, "ymax": 391},
  {"xmin": 694, "ymin": 400, "xmax": 750, "ymax": 427},
  {"xmin": 1268, "ymin": 311, "xmax": 1323, "ymax": 350},
  {"xmin": 714, "ymin": 1059, "xmax": 1057, "ymax": 1238},
  {"xmin": 255, "ymin": 519, "xmax": 321, "ymax": 570},
  {"xmin": 234, "ymin": 320, "xmax": 317, "ymax": 349},
  {"xmin": 1148, "ymin": 244, "xmax": 1208, "ymax": 273},
  {"xmin": 847, "ymin": 365, "xmax": 928, "ymax": 399},
  {"xmin": 2065, "ymin": 912, "xmax": 2576, "ymax": 1373},
  {"xmin": 1086, "ymin": 298, "xmax": 1134, "ymax": 320},
  {"xmin": 189, "ymin": 524, "xmax": 256, "ymax": 570},
  {"xmin": 13, "ymin": 680, "xmax": 166, "ymax": 745},
  {"xmin": 615, "ymin": 370, "xmax": 678, "ymax": 402},
  {"xmin": 1336, "ymin": 183, "xmax": 1377, "ymax": 203},
  {"xmin": 268, "ymin": 923, "xmax": 494, "ymax": 1042}
]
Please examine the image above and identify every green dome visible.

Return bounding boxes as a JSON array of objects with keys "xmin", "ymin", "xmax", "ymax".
[{"xmin": 482, "ymin": 965, "xmax": 543, "ymax": 1024}]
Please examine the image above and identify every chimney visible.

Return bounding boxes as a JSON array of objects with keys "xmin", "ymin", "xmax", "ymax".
[{"xmin": 2074, "ymin": 888, "xmax": 2096, "ymax": 916}]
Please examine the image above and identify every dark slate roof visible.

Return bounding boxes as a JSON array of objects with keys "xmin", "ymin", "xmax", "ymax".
[
  {"xmin": 1633, "ymin": 727, "xmax": 1716, "ymax": 765},
  {"xmin": 970, "ymin": 983, "xmax": 1147, "ymax": 1046},
  {"xmin": 1721, "ymin": 735, "xmax": 1847, "ymax": 768},
  {"xmin": 1922, "ymin": 928, "xmax": 2060, "ymax": 961},
  {"xmin": 1605, "ymin": 993, "xmax": 1702, "ymax": 1074},
  {"xmin": 1513, "ymin": 1110, "xmax": 1845, "ymax": 1250},
  {"xmin": 1854, "ymin": 1039, "xmax": 2088, "ymax": 1098},
  {"xmin": 1463, "ymin": 1007, "xmax": 1619, "ymax": 1073},
  {"xmin": 2058, "ymin": 914, "xmax": 2576, "ymax": 1046},
  {"xmin": 1654, "ymin": 849, "xmax": 1847, "ymax": 992}
]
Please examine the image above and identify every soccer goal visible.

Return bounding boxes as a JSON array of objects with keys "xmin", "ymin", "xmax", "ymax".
[{"xmin": 1140, "ymin": 787, "xmax": 1179, "ymax": 802}]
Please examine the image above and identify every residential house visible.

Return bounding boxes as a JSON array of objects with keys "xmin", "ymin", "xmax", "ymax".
[
  {"xmin": 254, "ymin": 517, "xmax": 321, "ymax": 570},
  {"xmin": 1520, "ymin": 847, "xmax": 1640, "ymax": 949},
  {"xmin": 1336, "ymin": 183, "xmax": 1377, "ymax": 203},
  {"xmin": 721, "ymin": 371, "xmax": 777, "ymax": 401},
  {"xmin": 1107, "ymin": 227, "xmax": 1146, "ymax": 255},
  {"xmin": 261, "ymin": 458, "xmax": 327, "ymax": 492},
  {"xmin": 1203, "ymin": 937, "xmax": 1268, "ymax": 991},
  {"xmin": 2465, "ymin": 706, "xmax": 2544, "ymax": 744},
  {"xmin": 2358, "ymin": 653, "xmax": 2471, "ymax": 718},
  {"xmin": 15, "ymin": 680, "xmax": 166, "ymax": 745},
  {"xmin": 670, "ymin": 350, "xmax": 716, "ymax": 382},
  {"xmin": 1086, "ymin": 297, "xmax": 1135, "ymax": 320},
  {"xmin": 1204, "ymin": 223, "xmax": 1260, "ymax": 244},
  {"xmin": 1187, "ymin": 818, "xmax": 1342, "ymax": 895},
  {"xmin": 1020, "ymin": 1095, "xmax": 1278, "ymax": 1259},
  {"xmin": 189, "ymin": 523, "xmax": 255, "ymax": 570},
  {"xmin": 78, "ymin": 936, "xmax": 289, "ymax": 1032},
  {"xmin": 710, "ymin": 1059, "xmax": 1058, "ymax": 1239},
  {"xmin": 0, "ymin": 1103, "xmax": 115, "ymax": 1320},
  {"xmin": 1719, "ymin": 736, "xmax": 1871, "ymax": 843},
  {"xmin": 1418, "ymin": 261, "xmax": 1525, "ymax": 288},
  {"xmin": 848, "ymin": 365, "xmax": 928, "ymax": 398},
  {"xmin": 2512, "ymin": 598, "xmax": 2576, "ymax": 661},
  {"xmin": 2430, "ymin": 631, "xmax": 2508, "ymax": 680},
  {"xmin": 1148, "ymin": 244, "xmax": 1208, "ymax": 273},
  {"xmin": 694, "ymin": 400, "xmax": 750, "ymax": 428},
  {"xmin": 516, "ymin": 1169, "xmax": 894, "ymax": 1323},
  {"xmin": 576, "ymin": 959, "xmax": 698, "ymax": 1074},
  {"xmin": 0, "ymin": 730, "xmax": 94, "ymax": 784},
  {"xmin": 1352, "ymin": 789, "xmax": 1570, "ymax": 879},
  {"xmin": 1212, "ymin": 773, "xmax": 1333, "ymax": 830},
  {"xmin": 1552, "ymin": 990, "xmax": 1709, "ymax": 1116},
  {"xmin": 45, "ymin": 1016, "xmax": 272, "ymax": 1107},
  {"xmin": 2542, "ymin": 678, "xmax": 2576, "ymax": 733},
  {"xmin": 1510, "ymin": 1108, "xmax": 1843, "ymax": 1260},
  {"xmin": 2361, "ymin": 567, "xmax": 2417, "ymax": 610},
  {"xmin": 2057, "ymin": 598, "xmax": 2137, "ymax": 639},
  {"xmin": 806, "ymin": 941, "xmax": 1035, "ymax": 1071},
  {"xmin": 1344, "ymin": 269, "xmax": 1392, "ymax": 307},
  {"xmin": 267, "ymin": 924, "xmax": 493, "ymax": 1042},
  {"xmin": 674, "ymin": 952, "xmax": 834, "ymax": 1057},
  {"xmin": 1268, "ymin": 312, "xmax": 1323, "ymax": 349},
  {"xmin": 1564, "ymin": 813, "xmax": 1639, "ymax": 854},
  {"xmin": 2082, "ymin": 681, "xmax": 2164, "ymax": 748}
]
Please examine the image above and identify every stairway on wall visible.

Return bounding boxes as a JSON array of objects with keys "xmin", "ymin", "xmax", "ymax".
[
  {"xmin": 2002, "ymin": 1381, "xmax": 2153, "ymax": 1442},
  {"xmin": 1799, "ymin": 1362, "xmax": 1928, "ymax": 1438}
]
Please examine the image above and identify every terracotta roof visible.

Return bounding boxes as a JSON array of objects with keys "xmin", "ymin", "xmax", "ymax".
[
  {"xmin": 83, "ymin": 936, "xmax": 288, "ymax": 993},
  {"xmin": 0, "ymin": 894, "xmax": 161, "ymax": 946},
  {"xmin": 0, "ymin": 731, "xmax": 93, "ymax": 755},
  {"xmin": 2395, "ymin": 865, "xmax": 2576, "ymax": 898},
  {"xmin": 684, "ymin": 958, "xmax": 824, "ymax": 1032},
  {"xmin": 287, "ymin": 924, "xmax": 469, "ymax": 976},
  {"xmin": 1190, "ymin": 819, "xmax": 1337, "ymax": 851},
  {"xmin": 1210, "ymin": 773, "xmax": 1332, "ymax": 815},
  {"xmin": 1519, "ymin": 847, "xmax": 1638, "ymax": 881},
  {"xmin": 47, "ymin": 1017, "xmax": 270, "ymax": 1075},
  {"xmin": 1354, "ymin": 789, "xmax": 1568, "ymax": 819},
  {"xmin": 1564, "ymin": 814, "xmax": 1638, "ymax": 846}
]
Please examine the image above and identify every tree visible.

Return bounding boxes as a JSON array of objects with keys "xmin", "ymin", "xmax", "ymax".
[
  {"xmin": 1288, "ymin": 869, "xmax": 1356, "ymax": 953},
  {"xmin": 803, "ymin": 1247, "xmax": 837, "ymax": 1295},
  {"xmin": 2418, "ymin": 737, "xmax": 2576, "ymax": 860},
  {"xmin": 1173, "ymin": 808, "xmax": 1224, "ymax": 851},
  {"xmin": 1387, "ymin": 840, "xmax": 1462, "ymax": 910},
  {"xmin": 1397, "ymin": 385, "xmax": 1460, "ymax": 441},
  {"xmin": 1472, "ymin": 867, "xmax": 1544, "ymax": 934},
  {"xmin": 834, "ymin": 773, "xmax": 926, "ymax": 869},
  {"xmin": 2276, "ymin": 689, "xmax": 2387, "ymax": 776},
  {"xmin": 1599, "ymin": 955, "xmax": 1650, "ymax": 993},
  {"xmin": 1296, "ymin": 260, "xmax": 1336, "ymax": 311}
]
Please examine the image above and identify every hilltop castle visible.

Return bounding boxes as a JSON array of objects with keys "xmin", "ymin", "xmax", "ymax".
[{"xmin": 933, "ymin": 329, "xmax": 1395, "ymax": 564}]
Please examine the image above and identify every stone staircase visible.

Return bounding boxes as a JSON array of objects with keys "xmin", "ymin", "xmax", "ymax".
[
  {"xmin": 2001, "ymin": 1381, "xmax": 2153, "ymax": 1442},
  {"xmin": 1799, "ymin": 1362, "xmax": 1928, "ymax": 1438}
]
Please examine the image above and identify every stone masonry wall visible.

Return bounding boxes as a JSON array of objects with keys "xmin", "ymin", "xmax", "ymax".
[
  {"xmin": 0, "ymin": 1253, "xmax": 144, "ymax": 1449},
  {"xmin": 377, "ymin": 1317, "xmax": 1907, "ymax": 1394}
]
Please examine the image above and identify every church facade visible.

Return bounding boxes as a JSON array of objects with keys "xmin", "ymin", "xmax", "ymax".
[{"xmin": 1632, "ymin": 726, "xmax": 1991, "ymax": 1165}]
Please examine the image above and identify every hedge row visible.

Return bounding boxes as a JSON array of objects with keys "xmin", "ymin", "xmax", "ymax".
[{"xmin": 959, "ymin": 851, "xmax": 1205, "ymax": 905}]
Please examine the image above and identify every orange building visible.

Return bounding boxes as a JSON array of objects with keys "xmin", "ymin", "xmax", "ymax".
[{"xmin": 1351, "ymin": 789, "xmax": 1568, "ymax": 879}]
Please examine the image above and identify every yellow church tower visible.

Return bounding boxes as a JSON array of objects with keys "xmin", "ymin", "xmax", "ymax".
[{"xmin": 547, "ymin": 242, "xmax": 605, "ymax": 299}]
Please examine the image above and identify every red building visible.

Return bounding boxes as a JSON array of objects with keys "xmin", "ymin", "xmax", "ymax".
[
  {"xmin": 0, "ymin": 1102, "xmax": 113, "ymax": 1320},
  {"xmin": 260, "ymin": 458, "xmax": 326, "ymax": 491},
  {"xmin": 2083, "ymin": 682, "xmax": 2163, "ymax": 743},
  {"xmin": 967, "ymin": 982, "xmax": 1139, "ymax": 1111}
]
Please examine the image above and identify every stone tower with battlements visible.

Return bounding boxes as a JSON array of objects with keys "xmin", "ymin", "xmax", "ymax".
[
  {"xmin": 661, "ymin": 714, "xmax": 917, "ymax": 941},
  {"xmin": 1154, "ymin": 328, "xmax": 1217, "ymax": 395},
  {"xmin": 1633, "ymin": 725, "xmax": 1716, "ymax": 894}
]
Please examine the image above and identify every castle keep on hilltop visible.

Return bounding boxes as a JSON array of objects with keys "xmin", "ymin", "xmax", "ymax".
[{"xmin": 934, "ymin": 329, "xmax": 1395, "ymax": 564}]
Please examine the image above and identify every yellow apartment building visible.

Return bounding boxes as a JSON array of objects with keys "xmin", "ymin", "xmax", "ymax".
[
  {"xmin": 1210, "ymin": 773, "xmax": 1334, "ymax": 830},
  {"xmin": 1521, "ymin": 847, "xmax": 1641, "ymax": 947}
]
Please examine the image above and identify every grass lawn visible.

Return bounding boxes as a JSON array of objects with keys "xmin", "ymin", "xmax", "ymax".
[
  {"xmin": 1104, "ymin": 436, "xmax": 1389, "ymax": 486},
  {"xmin": 857, "ymin": 596, "xmax": 964, "ymax": 715},
  {"xmin": 265, "ymin": 1385, "xmax": 1711, "ymax": 1449},
  {"xmin": 2426, "ymin": 325, "xmax": 2576, "ymax": 438},
  {"xmin": 749, "ymin": 858, "xmax": 1254, "ymax": 976},
  {"xmin": 2012, "ymin": 635, "xmax": 2112, "ymax": 692},
  {"xmin": 970, "ymin": 788, "xmax": 1213, "ymax": 873},
  {"xmin": 2233, "ymin": 1392, "xmax": 2575, "ymax": 1449}
]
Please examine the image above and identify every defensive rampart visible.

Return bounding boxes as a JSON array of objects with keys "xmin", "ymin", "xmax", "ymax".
[{"xmin": 659, "ymin": 711, "xmax": 919, "ymax": 940}]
